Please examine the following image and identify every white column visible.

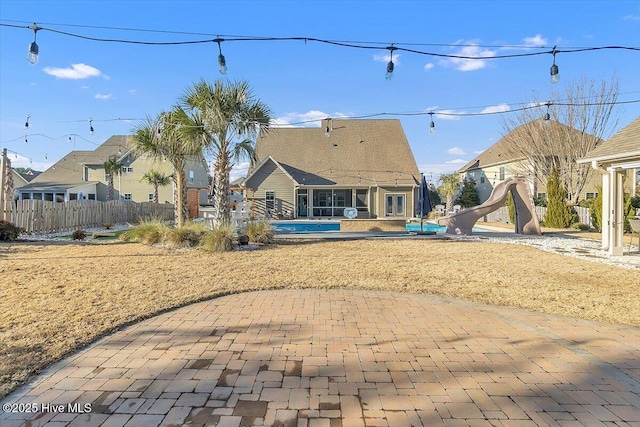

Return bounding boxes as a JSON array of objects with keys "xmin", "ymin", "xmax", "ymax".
[
  {"xmin": 609, "ymin": 168, "xmax": 624, "ymax": 256},
  {"xmin": 601, "ymin": 173, "xmax": 610, "ymax": 251}
]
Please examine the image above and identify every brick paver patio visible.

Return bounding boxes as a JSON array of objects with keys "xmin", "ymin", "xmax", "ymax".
[{"xmin": 1, "ymin": 289, "xmax": 639, "ymax": 426}]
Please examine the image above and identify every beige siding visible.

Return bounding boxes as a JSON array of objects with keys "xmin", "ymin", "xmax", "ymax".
[
  {"xmin": 245, "ymin": 159, "xmax": 295, "ymax": 216},
  {"xmin": 377, "ymin": 186, "xmax": 415, "ymax": 218}
]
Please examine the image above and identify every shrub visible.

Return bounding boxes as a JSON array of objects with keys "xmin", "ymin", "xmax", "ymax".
[
  {"xmin": 165, "ymin": 221, "xmax": 208, "ymax": 247},
  {"xmin": 545, "ymin": 168, "xmax": 578, "ymax": 228},
  {"xmin": 454, "ymin": 179, "xmax": 480, "ymax": 208},
  {"xmin": 244, "ymin": 220, "xmax": 274, "ymax": 244},
  {"xmin": 505, "ymin": 192, "xmax": 515, "ymax": 224},
  {"xmin": 72, "ymin": 228, "xmax": 87, "ymax": 240},
  {"xmin": 589, "ymin": 189, "xmax": 603, "ymax": 232},
  {"xmin": 0, "ymin": 220, "xmax": 25, "ymax": 241},
  {"xmin": 102, "ymin": 223, "xmax": 114, "ymax": 230},
  {"xmin": 572, "ymin": 223, "xmax": 591, "ymax": 231},
  {"xmin": 120, "ymin": 219, "xmax": 167, "ymax": 245},
  {"xmin": 200, "ymin": 223, "xmax": 235, "ymax": 252}
]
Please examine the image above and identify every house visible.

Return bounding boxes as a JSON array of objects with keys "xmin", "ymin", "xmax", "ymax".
[
  {"xmin": 18, "ymin": 135, "xmax": 210, "ymax": 207},
  {"xmin": 458, "ymin": 120, "xmax": 623, "ymax": 204},
  {"xmin": 578, "ymin": 116, "xmax": 640, "ymax": 256},
  {"xmin": 244, "ymin": 119, "xmax": 421, "ymax": 219}
]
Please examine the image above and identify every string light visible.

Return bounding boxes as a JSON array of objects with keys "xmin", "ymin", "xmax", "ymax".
[
  {"xmin": 543, "ymin": 102, "xmax": 552, "ymax": 122},
  {"xmin": 27, "ymin": 23, "xmax": 40, "ymax": 64},
  {"xmin": 24, "ymin": 135, "xmax": 28, "ymax": 144},
  {"xmin": 429, "ymin": 112, "xmax": 435, "ymax": 133},
  {"xmin": 385, "ymin": 46, "xmax": 396, "ymax": 80},
  {"xmin": 550, "ymin": 46, "xmax": 560, "ymax": 84},
  {"xmin": 89, "ymin": 118, "xmax": 95, "ymax": 135},
  {"xmin": 215, "ymin": 38, "xmax": 227, "ymax": 75},
  {"xmin": 24, "ymin": 114, "xmax": 30, "ymax": 131}
]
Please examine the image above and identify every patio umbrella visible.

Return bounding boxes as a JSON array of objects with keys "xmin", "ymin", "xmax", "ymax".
[{"xmin": 417, "ymin": 174, "xmax": 432, "ymax": 233}]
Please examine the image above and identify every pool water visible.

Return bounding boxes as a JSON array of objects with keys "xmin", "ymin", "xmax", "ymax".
[{"xmin": 271, "ymin": 221, "xmax": 450, "ymax": 233}]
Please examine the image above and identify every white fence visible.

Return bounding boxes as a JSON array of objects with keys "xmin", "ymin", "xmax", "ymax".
[
  {"xmin": 1, "ymin": 199, "xmax": 174, "ymax": 234},
  {"xmin": 480, "ymin": 205, "xmax": 592, "ymax": 227}
]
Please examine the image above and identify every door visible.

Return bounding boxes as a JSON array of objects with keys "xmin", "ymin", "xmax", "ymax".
[
  {"xmin": 298, "ymin": 194, "xmax": 308, "ymax": 217},
  {"xmin": 385, "ymin": 194, "xmax": 405, "ymax": 217}
]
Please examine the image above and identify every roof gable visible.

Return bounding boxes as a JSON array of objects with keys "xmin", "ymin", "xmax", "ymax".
[
  {"xmin": 252, "ymin": 119, "xmax": 419, "ymax": 186},
  {"xmin": 579, "ymin": 116, "xmax": 640, "ymax": 162}
]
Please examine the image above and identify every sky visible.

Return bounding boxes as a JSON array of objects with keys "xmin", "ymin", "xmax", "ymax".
[{"xmin": 1, "ymin": 0, "xmax": 639, "ymax": 184}]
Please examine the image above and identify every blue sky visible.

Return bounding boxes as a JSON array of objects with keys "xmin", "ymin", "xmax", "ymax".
[{"xmin": 1, "ymin": 0, "xmax": 639, "ymax": 183}]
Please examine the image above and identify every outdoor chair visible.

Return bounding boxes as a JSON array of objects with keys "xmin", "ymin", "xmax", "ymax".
[{"xmin": 434, "ymin": 205, "xmax": 445, "ymax": 217}]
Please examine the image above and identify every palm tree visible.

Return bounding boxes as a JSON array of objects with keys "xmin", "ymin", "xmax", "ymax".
[
  {"xmin": 181, "ymin": 79, "xmax": 271, "ymax": 225},
  {"xmin": 132, "ymin": 107, "xmax": 206, "ymax": 227},
  {"xmin": 103, "ymin": 156, "xmax": 123, "ymax": 201},
  {"xmin": 438, "ymin": 172, "xmax": 460, "ymax": 212},
  {"xmin": 141, "ymin": 169, "xmax": 172, "ymax": 203}
]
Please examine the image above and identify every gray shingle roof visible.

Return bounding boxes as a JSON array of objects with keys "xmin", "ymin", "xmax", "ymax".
[
  {"xmin": 579, "ymin": 116, "xmax": 640, "ymax": 162},
  {"xmin": 20, "ymin": 136, "xmax": 128, "ymax": 190},
  {"xmin": 252, "ymin": 119, "xmax": 420, "ymax": 186}
]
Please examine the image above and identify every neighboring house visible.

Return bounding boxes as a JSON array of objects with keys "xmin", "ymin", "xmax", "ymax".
[
  {"xmin": 458, "ymin": 120, "xmax": 619, "ymax": 204},
  {"xmin": 578, "ymin": 116, "xmax": 640, "ymax": 256},
  {"xmin": 244, "ymin": 118, "xmax": 420, "ymax": 219},
  {"xmin": 18, "ymin": 135, "xmax": 210, "ymax": 205}
]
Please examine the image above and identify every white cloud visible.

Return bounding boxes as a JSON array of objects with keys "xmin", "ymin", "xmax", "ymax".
[
  {"xmin": 81, "ymin": 85, "xmax": 89, "ymax": 89},
  {"xmin": 30, "ymin": 82, "xmax": 36, "ymax": 86},
  {"xmin": 480, "ymin": 103, "xmax": 511, "ymax": 114},
  {"xmin": 623, "ymin": 14, "xmax": 640, "ymax": 21},
  {"xmin": 439, "ymin": 44, "xmax": 496, "ymax": 71},
  {"xmin": 373, "ymin": 53, "xmax": 400, "ymax": 64},
  {"xmin": 446, "ymin": 159, "xmax": 468, "ymax": 164},
  {"xmin": 522, "ymin": 34, "xmax": 547, "ymax": 47},
  {"xmin": 272, "ymin": 110, "xmax": 347, "ymax": 127},
  {"xmin": 447, "ymin": 147, "xmax": 466, "ymax": 155},
  {"xmin": 230, "ymin": 161, "xmax": 250, "ymax": 182},
  {"xmin": 10, "ymin": 153, "xmax": 52, "ymax": 171},
  {"xmin": 424, "ymin": 63, "xmax": 434, "ymax": 70},
  {"xmin": 426, "ymin": 107, "xmax": 464, "ymax": 121},
  {"xmin": 43, "ymin": 63, "xmax": 103, "ymax": 80},
  {"xmin": 94, "ymin": 93, "xmax": 114, "ymax": 100},
  {"xmin": 129, "ymin": 89, "xmax": 137, "ymax": 95}
]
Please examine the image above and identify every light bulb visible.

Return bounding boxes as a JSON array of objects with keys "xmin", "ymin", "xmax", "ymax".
[
  {"xmin": 218, "ymin": 54, "xmax": 227, "ymax": 75},
  {"xmin": 24, "ymin": 115, "xmax": 30, "ymax": 131},
  {"xmin": 27, "ymin": 42, "xmax": 39, "ymax": 64},
  {"xmin": 68, "ymin": 136, "xmax": 72, "ymax": 143},
  {"xmin": 430, "ymin": 121, "xmax": 435, "ymax": 133},
  {"xmin": 550, "ymin": 64, "xmax": 560, "ymax": 84},
  {"xmin": 386, "ymin": 61, "xmax": 394, "ymax": 80}
]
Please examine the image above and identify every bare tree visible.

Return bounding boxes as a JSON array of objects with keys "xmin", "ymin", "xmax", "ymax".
[{"xmin": 501, "ymin": 76, "xmax": 620, "ymax": 203}]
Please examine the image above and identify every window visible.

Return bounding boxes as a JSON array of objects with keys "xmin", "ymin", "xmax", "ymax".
[
  {"xmin": 499, "ymin": 167, "xmax": 506, "ymax": 181},
  {"xmin": 265, "ymin": 191, "xmax": 275, "ymax": 211},
  {"xmin": 480, "ymin": 176, "xmax": 485, "ymax": 184},
  {"xmin": 88, "ymin": 194, "xmax": 96, "ymax": 200},
  {"xmin": 123, "ymin": 193, "xmax": 132, "ymax": 201},
  {"xmin": 148, "ymin": 193, "xmax": 155, "ymax": 202},
  {"xmin": 385, "ymin": 194, "xmax": 405, "ymax": 217},
  {"xmin": 121, "ymin": 166, "xmax": 133, "ymax": 173},
  {"xmin": 189, "ymin": 170, "xmax": 194, "ymax": 184},
  {"xmin": 586, "ymin": 192, "xmax": 597, "ymax": 199},
  {"xmin": 356, "ymin": 189, "xmax": 368, "ymax": 211},
  {"xmin": 69, "ymin": 193, "xmax": 77, "ymax": 201}
]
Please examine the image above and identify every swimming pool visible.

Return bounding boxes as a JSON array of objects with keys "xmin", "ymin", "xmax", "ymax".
[{"xmin": 270, "ymin": 221, "xmax": 453, "ymax": 233}]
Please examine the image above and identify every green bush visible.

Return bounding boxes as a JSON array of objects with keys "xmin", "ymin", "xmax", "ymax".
[
  {"xmin": 505, "ymin": 192, "xmax": 515, "ymax": 223},
  {"xmin": 454, "ymin": 179, "xmax": 480, "ymax": 208},
  {"xmin": 545, "ymin": 168, "xmax": 578, "ymax": 228},
  {"xmin": 0, "ymin": 220, "xmax": 25, "ymax": 241},
  {"xmin": 165, "ymin": 221, "xmax": 208, "ymax": 247},
  {"xmin": 72, "ymin": 228, "xmax": 87, "ymax": 240},
  {"xmin": 244, "ymin": 220, "xmax": 274, "ymax": 244},
  {"xmin": 572, "ymin": 223, "xmax": 591, "ymax": 231},
  {"xmin": 200, "ymin": 224, "xmax": 235, "ymax": 252},
  {"xmin": 589, "ymin": 189, "xmax": 603, "ymax": 232},
  {"xmin": 120, "ymin": 219, "xmax": 167, "ymax": 244}
]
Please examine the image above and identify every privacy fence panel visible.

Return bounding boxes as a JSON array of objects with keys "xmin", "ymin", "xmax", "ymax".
[
  {"xmin": 477, "ymin": 205, "xmax": 592, "ymax": 227},
  {"xmin": 1, "ymin": 199, "xmax": 174, "ymax": 234}
]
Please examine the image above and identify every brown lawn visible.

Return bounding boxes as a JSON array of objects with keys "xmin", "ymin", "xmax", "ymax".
[{"xmin": 0, "ymin": 238, "xmax": 638, "ymax": 399}]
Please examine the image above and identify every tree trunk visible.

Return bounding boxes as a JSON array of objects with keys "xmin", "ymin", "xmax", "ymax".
[
  {"xmin": 213, "ymin": 150, "xmax": 232, "ymax": 225},
  {"xmin": 108, "ymin": 176, "xmax": 114, "ymax": 201},
  {"xmin": 175, "ymin": 167, "xmax": 186, "ymax": 227},
  {"xmin": 153, "ymin": 184, "xmax": 159, "ymax": 204}
]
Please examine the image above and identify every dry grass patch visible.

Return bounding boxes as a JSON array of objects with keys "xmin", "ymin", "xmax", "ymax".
[{"xmin": 1, "ymin": 238, "xmax": 638, "ymax": 399}]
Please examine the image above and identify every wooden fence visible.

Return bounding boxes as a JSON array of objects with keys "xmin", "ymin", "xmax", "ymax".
[
  {"xmin": 1, "ymin": 199, "xmax": 174, "ymax": 234},
  {"xmin": 480, "ymin": 205, "xmax": 593, "ymax": 227}
]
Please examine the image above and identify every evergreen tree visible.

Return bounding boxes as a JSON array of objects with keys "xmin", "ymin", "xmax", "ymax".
[
  {"xmin": 589, "ymin": 187, "xmax": 603, "ymax": 232},
  {"xmin": 545, "ymin": 168, "xmax": 577, "ymax": 228},
  {"xmin": 505, "ymin": 192, "xmax": 516, "ymax": 223},
  {"xmin": 454, "ymin": 179, "xmax": 480, "ymax": 208}
]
